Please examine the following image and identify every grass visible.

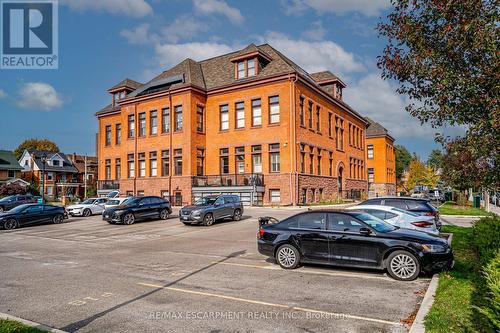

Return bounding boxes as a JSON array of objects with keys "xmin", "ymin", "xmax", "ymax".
[
  {"xmin": 425, "ymin": 225, "xmax": 496, "ymax": 332},
  {"xmin": 438, "ymin": 202, "xmax": 490, "ymax": 216},
  {"xmin": 0, "ymin": 319, "xmax": 46, "ymax": 333}
]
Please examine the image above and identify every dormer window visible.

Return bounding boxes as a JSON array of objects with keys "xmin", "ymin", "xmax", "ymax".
[
  {"xmin": 236, "ymin": 59, "xmax": 256, "ymax": 79},
  {"xmin": 52, "ymin": 160, "xmax": 59, "ymax": 166}
]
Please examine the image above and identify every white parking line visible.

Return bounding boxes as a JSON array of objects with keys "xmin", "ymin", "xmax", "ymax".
[
  {"xmin": 137, "ymin": 282, "xmax": 402, "ymax": 326},
  {"xmin": 212, "ymin": 261, "xmax": 398, "ymax": 281}
]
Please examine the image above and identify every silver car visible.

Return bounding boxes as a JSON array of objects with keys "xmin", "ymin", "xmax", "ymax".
[
  {"xmin": 66, "ymin": 198, "xmax": 107, "ymax": 217},
  {"xmin": 348, "ymin": 205, "xmax": 439, "ymax": 236}
]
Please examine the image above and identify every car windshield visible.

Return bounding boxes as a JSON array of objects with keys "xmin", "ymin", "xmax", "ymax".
[
  {"xmin": 123, "ymin": 197, "xmax": 141, "ymax": 205},
  {"xmin": 107, "ymin": 200, "xmax": 120, "ymax": 205},
  {"xmin": 391, "ymin": 207, "xmax": 419, "ymax": 217},
  {"xmin": 194, "ymin": 197, "xmax": 218, "ymax": 206},
  {"xmin": 353, "ymin": 213, "xmax": 396, "ymax": 232},
  {"xmin": 81, "ymin": 199, "xmax": 95, "ymax": 204},
  {"xmin": 0, "ymin": 196, "xmax": 15, "ymax": 202},
  {"xmin": 7, "ymin": 204, "xmax": 32, "ymax": 213}
]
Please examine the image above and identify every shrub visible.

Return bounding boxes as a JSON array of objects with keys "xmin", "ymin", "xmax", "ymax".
[
  {"xmin": 456, "ymin": 192, "xmax": 468, "ymax": 206},
  {"xmin": 476, "ymin": 250, "xmax": 500, "ymax": 332},
  {"xmin": 0, "ymin": 183, "xmax": 26, "ymax": 196},
  {"xmin": 473, "ymin": 216, "xmax": 500, "ymax": 265}
]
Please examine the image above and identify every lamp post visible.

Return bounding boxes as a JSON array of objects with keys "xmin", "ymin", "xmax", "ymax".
[{"xmin": 40, "ymin": 153, "xmax": 47, "ymax": 204}]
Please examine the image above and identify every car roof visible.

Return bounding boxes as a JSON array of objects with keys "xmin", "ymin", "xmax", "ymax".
[
  {"xmin": 365, "ymin": 196, "xmax": 430, "ymax": 201},
  {"xmin": 349, "ymin": 205, "xmax": 397, "ymax": 212}
]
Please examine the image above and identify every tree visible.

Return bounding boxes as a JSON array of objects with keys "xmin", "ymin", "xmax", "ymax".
[
  {"xmin": 378, "ymin": 0, "xmax": 499, "ymax": 188},
  {"xmin": 406, "ymin": 155, "xmax": 427, "ymax": 190},
  {"xmin": 427, "ymin": 149, "xmax": 444, "ymax": 170},
  {"xmin": 14, "ymin": 138, "xmax": 60, "ymax": 159},
  {"xmin": 395, "ymin": 144, "xmax": 412, "ymax": 180},
  {"xmin": 422, "ymin": 166, "xmax": 440, "ymax": 188}
]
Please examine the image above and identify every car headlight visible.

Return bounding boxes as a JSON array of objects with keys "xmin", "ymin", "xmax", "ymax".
[
  {"xmin": 191, "ymin": 209, "xmax": 202, "ymax": 216},
  {"xmin": 113, "ymin": 210, "xmax": 125, "ymax": 216},
  {"xmin": 422, "ymin": 244, "xmax": 447, "ymax": 253}
]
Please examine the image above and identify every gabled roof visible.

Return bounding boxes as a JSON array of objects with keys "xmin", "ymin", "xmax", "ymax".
[
  {"xmin": 0, "ymin": 150, "xmax": 22, "ymax": 171},
  {"xmin": 107, "ymin": 79, "xmax": 143, "ymax": 93},
  {"xmin": 310, "ymin": 71, "xmax": 346, "ymax": 87},
  {"xmin": 25, "ymin": 150, "xmax": 79, "ymax": 173}
]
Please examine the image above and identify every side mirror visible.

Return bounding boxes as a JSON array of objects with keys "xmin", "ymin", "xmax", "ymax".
[
  {"xmin": 359, "ymin": 227, "xmax": 372, "ymax": 236},
  {"xmin": 214, "ymin": 202, "xmax": 220, "ymax": 207}
]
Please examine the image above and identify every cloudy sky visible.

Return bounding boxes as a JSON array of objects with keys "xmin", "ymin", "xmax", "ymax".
[{"xmin": 0, "ymin": 0, "xmax": 462, "ymax": 158}]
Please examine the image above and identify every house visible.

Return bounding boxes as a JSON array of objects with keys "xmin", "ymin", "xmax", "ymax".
[
  {"xmin": 67, "ymin": 154, "xmax": 98, "ymax": 197},
  {"xmin": 365, "ymin": 118, "xmax": 397, "ymax": 197},
  {"xmin": 96, "ymin": 43, "xmax": 369, "ymax": 206},
  {"xmin": 19, "ymin": 150, "xmax": 80, "ymax": 201},
  {"xmin": 0, "ymin": 150, "xmax": 27, "ymax": 187}
]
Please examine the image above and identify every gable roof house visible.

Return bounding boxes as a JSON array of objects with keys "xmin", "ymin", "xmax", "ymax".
[
  {"xmin": 96, "ymin": 43, "xmax": 370, "ymax": 205},
  {"xmin": 0, "ymin": 150, "xmax": 26, "ymax": 187}
]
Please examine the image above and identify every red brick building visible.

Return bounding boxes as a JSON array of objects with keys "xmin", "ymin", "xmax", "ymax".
[{"xmin": 96, "ymin": 44, "xmax": 368, "ymax": 205}]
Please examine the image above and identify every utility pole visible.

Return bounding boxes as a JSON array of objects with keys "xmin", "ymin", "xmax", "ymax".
[{"xmin": 84, "ymin": 155, "xmax": 88, "ymax": 199}]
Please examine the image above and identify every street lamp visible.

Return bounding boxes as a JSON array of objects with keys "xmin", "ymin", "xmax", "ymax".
[{"xmin": 40, "ymin": 153, "xmax": 47, "ymax": 204}]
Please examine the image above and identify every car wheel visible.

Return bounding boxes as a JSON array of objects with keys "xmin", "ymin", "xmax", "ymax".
[
  {"xmin": 123, "ymin": 213, "xmax": 135, "ymax": 225},
  {"xmin": 3, "ymin": 219, "xmax": 18, "ymax": 230},
  {"xmin": 159, "ymin": 209, "xmax": 169, "ymax": 220},
  {"xmin": 53, "ymin": 214, "xmax": 64, "ymax": 224},
  {"xmin": 387, "ymin": 250, "xmax": 420, "ymax": 281},
  {"xmin": 232, "ymin": 209, "xmax": 242, "ymax": 221},
  {"xmin": 203, "ymin": 213, "xmax": 214, "ymax": 226},
  {"xmin": 83, "ymin": 209, "xmax": 91, "ymax": 217},
  {"xmin": 276, "ymin": 244, "xmax": 300, "ymax": 269}
]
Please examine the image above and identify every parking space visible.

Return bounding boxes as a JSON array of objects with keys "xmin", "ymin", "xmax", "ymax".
[{"xmin": 0, "ymin": 207, "xmax": 429, "ymax": 332}]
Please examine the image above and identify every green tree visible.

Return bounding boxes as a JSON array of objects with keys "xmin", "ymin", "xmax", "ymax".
[
  {"xmin": 14, "ymin": 138, "xmax": 60, "ymax": 159},
  {"xmin": 395, "ymin": 144, "xmax": 412, "ymax": 181},
  {"xmin": 378, "ymin": 0, "xmax": 499, "ymax": 189},
  {"xmin": 422, "ymin": 166, "xmax": 440, "ymax": 188},
  {"xmin": 427, "ymin": 149, "xmax": 444, "ymax": 170}
]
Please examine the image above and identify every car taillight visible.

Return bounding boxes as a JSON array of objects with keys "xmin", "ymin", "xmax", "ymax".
[
  {"xmin": 425, "ymin": 212, "xmax": 436, "ymax": 216},
  {"xmin": 258, "ymin": 228, "xmax": 265, "ymax": 237},
  {"xmin": 412, "ymin": 221, "xmax": 434, "ymax": 228}
]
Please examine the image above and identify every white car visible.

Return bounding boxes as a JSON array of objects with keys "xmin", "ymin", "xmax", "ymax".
[
  {"xmin": 347, "ymin": 205, "xmax": 439, "ymax": 236},
  {"xmin": 104, "ymin": 197, "xmax": 129, "ymax": 210},
  {"xmin": 66, "ymin": 198, "xmax": 108, "ymax": 217}
]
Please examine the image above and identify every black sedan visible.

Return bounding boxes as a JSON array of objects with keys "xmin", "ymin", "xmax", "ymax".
[
  {"xmin": 257, "ymin": 210, "xmax": 453, "ymax": 281},
  {"xmin": 102, "ymin": 196, "xmax": 172, "ymax": 225},
  {"xmin": 0, "ymin": 204, "xmax": 67, "ymax": 230}
]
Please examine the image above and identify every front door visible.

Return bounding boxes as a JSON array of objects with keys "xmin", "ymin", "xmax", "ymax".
[
  {"xmin": 19, "ymin": 205, "xmax": 44, "ymax": 226},
  {"xmin": 136, "ymin": 197, "xmax": 152, "ymax": 219},
  {"xmin": 291, "ymin": 212, "xmax": 329, "ymax": 262},
  {"xmin": 327, "ymin": 213, "xmax": 382, "ymax": 268}
]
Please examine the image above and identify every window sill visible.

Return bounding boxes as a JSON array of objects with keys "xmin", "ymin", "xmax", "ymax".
[
  {"xmin": 299, "ymin": 124, "xmax": 306, "ymax": 129},
  {"xmin": 268, "ymin": 123, "xmax": 280, "ymax": 127},
  {"xmin": 234, "ymin": 127, "xmax": 246, "ymax": 131},
  {"xmin": 173, "ymin": 130, "xmax": 183, "ymax": 134},
  {"xmin": 251, "ymin": 125, "xmax": 262, "ymax": 129},
  {"xmin": 160, "ymin": 132, "xmax": 170, "ymax": 136},
  {"xmin": 219, "ymin": 130, "xmax": 230, "ymax": 133}
]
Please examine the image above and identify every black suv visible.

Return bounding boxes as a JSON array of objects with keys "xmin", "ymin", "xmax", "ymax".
[
  {"xmin": 0, "ymin": 195, "xmax": 38, "ymax": 212},
  {"xmin": 179, "ymin": 195, "xmax": 244, "ymax": 226},
  {"xmin": 102, "ymin": 196, "xmax": 172, "ymax": 225},
  {"xmin": 360, "ymin": 197, "xmax": 441, "ymax": 229}
]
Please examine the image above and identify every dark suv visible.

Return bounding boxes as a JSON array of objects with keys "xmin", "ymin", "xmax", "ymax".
[
  {"xmin": 0, "ymin": 195, "xmax": 38, "ymax": 212},
  {"xmin": 360, "ymin": 197, "xmax": 441, "ymax": 229},
  {"xmin": 102, "ymin": 196, "xmax": 172, "ymax": 225},
  {"xmin": 179, "ymin": 195, "xmax": 244, "ymax": 226}
]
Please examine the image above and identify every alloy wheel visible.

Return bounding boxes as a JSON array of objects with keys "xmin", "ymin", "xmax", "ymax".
[
  {"xmin": 123, "ymin": 213, "xmax": 135, "ymax": 225},
  {"xmin": 3, "ymin": 219, "xmax": 17, "ymax": 230},
  {"xmin": 204, "ymin": 214, "xmax": 214, "ymax": 226},
  {"xmin": 277, "ymin": 246, "xmax": 297, "ymax": 268},
  {"xmin": 390, "ymin": 254, "xmax": 417, "ymax": 279},
  {"xmin": 160, "ymin": 209, "xmax": 169, "ymax": 220},
  {"xmin": 53, "ymin": 214, "xmax": 63, "ymax": 224},
  {"xmin": 83, "ymin": 209, "xmax": 91, "ymax": 217},
  {"xmin": 233, "ymin": 209, "xmax": 242, "ymax": 221}
]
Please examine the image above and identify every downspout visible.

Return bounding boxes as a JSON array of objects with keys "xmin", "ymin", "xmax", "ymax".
[{"xmin": 289, "ymin": 73, "xmax": 298, "ymax": 205}]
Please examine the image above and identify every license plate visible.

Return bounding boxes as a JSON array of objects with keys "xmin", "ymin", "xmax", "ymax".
[{"xmin": 182, "ymin": 217, "xmax": 188, "ymax": 220}]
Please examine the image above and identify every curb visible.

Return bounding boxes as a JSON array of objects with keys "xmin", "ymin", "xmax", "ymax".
[
  {"xmin": 409, "ymin": 233, "xmax": 453, "ymax": 333},
  {"xmin": 440, "ymin": 215, "xmax": 484, "ymax": 219},
  {"xmin": 0, "ymin": 313, "xmax": 68, "ymax": 333}
]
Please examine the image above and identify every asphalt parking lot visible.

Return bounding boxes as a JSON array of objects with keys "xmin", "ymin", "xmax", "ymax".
[{"xmin": 0, "ymin": 207, "xmax": 431, "ymax": 333}]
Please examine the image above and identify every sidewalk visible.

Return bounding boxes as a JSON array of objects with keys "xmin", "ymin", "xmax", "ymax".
[{"xmin": 488, "ymin": 204, "xmax": 500, "ymax": 215}]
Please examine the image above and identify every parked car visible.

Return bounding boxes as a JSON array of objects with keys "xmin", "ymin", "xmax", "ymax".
[
  {"xmin": 0, "ymin": 204, "xmax": 68, "ymax": 230},
  {"xmin": 102, "ymin": 196, "xmax": 172, "ymax": 225},
  {"xmin": 426, "ymin": 188, "xmax": 444, "ymax": 202},
  {"xmin": 347, "ymin": 205, "xmax": 439, "ymax": 236},
  {"xmin": 360, "ymin": 197, "xmax": 441, "ymax": 230},
  {"xmin": 179, "ymin": 195, "xmax": 243, "ymax": 226},
  {"xmin": 66, "ymin": 198, "xmax": 108, "ymax": 217},
  {"xmin": 104, "ymin": 197, "xmax": 129, "ymax": 210},
  {"xmin": 0, "ymin": 195, "xmax": 38, "ymax": 212},
  {"xmin": 257, "ymin": 210, "xmax": 453, "ymax": 281}
]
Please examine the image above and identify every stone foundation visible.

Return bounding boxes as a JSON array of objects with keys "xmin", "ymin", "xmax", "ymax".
[{"xmin": 369, "ymin": 182, "xmax": 397, "ymax": 197}]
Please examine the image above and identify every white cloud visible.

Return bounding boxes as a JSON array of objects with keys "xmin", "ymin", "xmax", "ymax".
[
  {"xmin": 282, "ymin": 0, "xmax": 390, "ymax": 17},
  {"xmin": 258, "ymin": 32, "xmax": 365, "ymax": 76},
  {"xmin": 61, "ymin": 0, "xmax": 152, "ymax": 17},
  {"xmin": 193, "ymin": 0, "xmax": 244, "ymax": 24},
  {"xmin": 0, "ymin": 89, "xmax": 6, "ymax": 99},
  {"xmin": 162, "ymin": 16, "xmax": 208, "ymax": 43},
  {"xmin": 121, "ymin": 23, "xmax": 152, "ymax": 45},
  {"xmin": 302, "ymin": 20, "xmax": 327, "ymax": 41},
  {"xmin": 17, "ymin": 82, "xmax": 64, "ymax": 111},
  {"xmin": 154, "ymin": 42, "xmax": 236, "ymax": 68},
  {"xmin": 343, "ymin": 73, "xmax": 462, "ymax": 140}
]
